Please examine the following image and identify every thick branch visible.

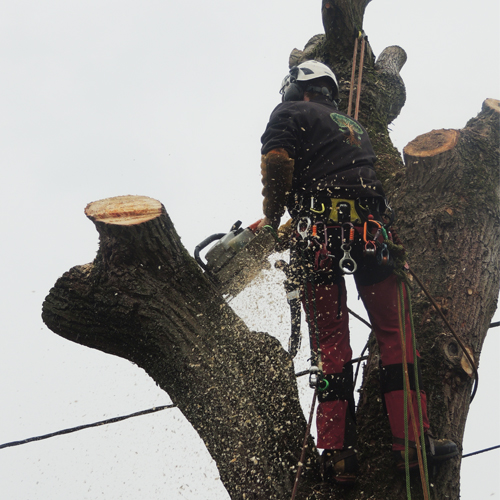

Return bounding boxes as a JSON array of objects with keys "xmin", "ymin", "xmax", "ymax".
[
  {"xmin": 43, "ymin": 195, "xmax": 318, "ymax": 500},
  {"xmin": 375, "ymin": 45, "xmax": 407, "ymax": 123}
]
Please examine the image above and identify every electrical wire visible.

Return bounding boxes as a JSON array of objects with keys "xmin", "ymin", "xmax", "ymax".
[
  {"xmin": 0, "ymin": 404, "xmax": 175, "ymax": 450},
  {"xmin": 1, "ymin": 402, "xmax": 498, "ymax": 460},
  {"xmin": 462, "ymin": 445, "xmax": 500, "ymax": 458}
]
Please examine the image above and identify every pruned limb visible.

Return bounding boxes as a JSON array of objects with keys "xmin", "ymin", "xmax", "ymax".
[
  {"xmin": 43, "ymin": 195, "xmax": 319, "ymax": 500},
  {"xmin": 375, "ymin": 45, "xmax": 407, "ymax": 123}
]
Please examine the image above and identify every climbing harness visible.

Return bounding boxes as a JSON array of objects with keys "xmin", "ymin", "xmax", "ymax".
[
  {"xmin": 283, "ymin": 199, "xmax": 395, "ymax": 360},
  {"xmin": 348, "ymin": 31, "xmax": 367, "ymax": 120},
  {"xmin": 284, "ymin": 202, "xmax": 395, "ymax": 496}
]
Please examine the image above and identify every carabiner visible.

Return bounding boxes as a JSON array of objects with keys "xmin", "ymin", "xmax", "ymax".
[
  {"xmin": 363, "ymin": 219, "xmax": 382, "ymax": 243},
  {"xmin": 310, "ymin": 197, "xmax": 326, "ymax": 214},
  {"xmin": 378, "ymin": 243, "xmax": 390, "ymax": 265},
  {"xmin": 341, "ymin": 222, "xmax": 355, "ymax": 246},
  {"xmin": 297, "ymin": 217, "xmax": 311, "ymax": 240}
]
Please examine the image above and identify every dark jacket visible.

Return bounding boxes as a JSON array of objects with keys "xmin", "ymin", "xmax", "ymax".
[{"xmin": 261, "ymin": 96, "xmax": 385, "ymax": 205}]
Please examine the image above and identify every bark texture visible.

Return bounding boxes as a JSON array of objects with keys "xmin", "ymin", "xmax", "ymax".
[
  {"xmin": 42, "ymin": 0, "xmax": 500, "ymax": 497},
  {"xmin": 43, "ymin": 195, "xmax": 319, "ymax": 500}
]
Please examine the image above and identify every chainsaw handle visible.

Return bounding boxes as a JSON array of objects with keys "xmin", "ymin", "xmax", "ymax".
[{"xmin": 194, "ymin": 233, "xmax": 226, "ymax": 271}]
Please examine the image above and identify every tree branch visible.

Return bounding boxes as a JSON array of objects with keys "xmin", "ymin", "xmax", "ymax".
[{"xmin": 43, "ymin": 195, "xmax": 318, "ymax": 500}]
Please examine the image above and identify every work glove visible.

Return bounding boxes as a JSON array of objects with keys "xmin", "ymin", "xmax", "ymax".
[{"xmin": 261, "ymin": 148, "xmax": 294, "ymax": 229}]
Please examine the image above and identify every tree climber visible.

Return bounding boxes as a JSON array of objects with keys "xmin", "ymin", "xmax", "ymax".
[{"xmin": 257, "ymin": 60, "xmax": 458, "ymax": 485}]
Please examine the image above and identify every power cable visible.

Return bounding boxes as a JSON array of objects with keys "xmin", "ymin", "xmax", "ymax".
[
  {"xmin": 1, "ymin": 402, "xmax": 498, "ymax": 460},
  {"xmin": 462, "ymin": 444, "xmax": 500, "ymax": 458},
  {"xmin": 0, "ymin": 404, "xmax": 175, "ymax": 450}
]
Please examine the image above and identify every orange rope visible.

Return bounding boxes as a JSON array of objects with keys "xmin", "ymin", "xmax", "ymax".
[
  {"xmin": 347, "ymin": 36, "xmax": 359, "ymax": 117},
  {"xmin": 354, "ymin": 36, "xmax": 366, "ymax": 121},
  {"xmin": 397, "ymin": 280, "xmax": 430, "ymax": 500},
  {"xmin": 348, "ymin": 33, "xmax": 366, "ymax": 120}
]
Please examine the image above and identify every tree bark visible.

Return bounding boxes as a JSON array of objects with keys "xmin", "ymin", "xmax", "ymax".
[
  {"xmin": 354, "ymin": 98, "xmax": 500, "ymax": 500},
  {"xmin": 42, "ymin": 0, "xmax": 500, "ymax": 497},
  {"xmin": 43, "ymin": 195, "xmax": 321, "ymax": 500}
]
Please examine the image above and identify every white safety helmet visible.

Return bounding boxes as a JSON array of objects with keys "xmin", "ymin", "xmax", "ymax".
[{"xmin": 280, "ymin": 60, "xmax": 339, "ymax": 102}]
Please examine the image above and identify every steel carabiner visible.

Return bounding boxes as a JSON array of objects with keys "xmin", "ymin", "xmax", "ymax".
[
  {"xmin": 297, "ymin": 217, "xmax": 311, "ymax": 240},
  {"xmin": 378, "ymin": 242, "xmax": 390, "ymax": 265}
]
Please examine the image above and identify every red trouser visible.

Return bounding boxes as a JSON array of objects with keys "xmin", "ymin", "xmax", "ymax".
[{"xmin": 303, "ymin": 273, "xmax": 430, "ymax": 451}]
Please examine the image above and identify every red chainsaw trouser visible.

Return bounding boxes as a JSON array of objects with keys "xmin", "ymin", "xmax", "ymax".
[{"xmin": 303, "ymin": 273, "xmax": 430, "ymax": 451}]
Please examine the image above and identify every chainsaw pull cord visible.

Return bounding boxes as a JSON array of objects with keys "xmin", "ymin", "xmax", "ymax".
[
  {"xmin": 348, "ymin": 31, "xmax": 366, "ymax": 120},
  {"xmin": 260, "ymin": 224, "xmax": 280, "ymax": 242},
  {"xmin": 397, "ymin": 278, "xmax": 431, "ymax": 500}
]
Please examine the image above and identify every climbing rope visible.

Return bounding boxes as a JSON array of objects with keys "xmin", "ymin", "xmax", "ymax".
[
  {"xmin": 348, "ymin": 31, "xmax": 366, "ymax": 120},
  {"xmin": 290, "ymin": 390, "xmax": 317, "ymax": 500},
  {"xmin": 397, "ymin": 279, "xmax": 431, "ymax": 500},
  {"xmin": 407, "ymin": 284, "xmax": 431, "ymax": 487}
]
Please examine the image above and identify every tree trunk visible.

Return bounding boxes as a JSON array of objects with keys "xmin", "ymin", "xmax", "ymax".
[
  {"xmin": 350, "ymin": 98, "xmax": 500, "ymax": 500},
  {"xmin": 42, "ymin": 0, "xmax": 500, "ymax": 497}
]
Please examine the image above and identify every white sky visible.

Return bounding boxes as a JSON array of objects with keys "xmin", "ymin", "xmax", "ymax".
[{"xmin": 0, "ymin": 1, "xmax": 498, "ymax": 499}]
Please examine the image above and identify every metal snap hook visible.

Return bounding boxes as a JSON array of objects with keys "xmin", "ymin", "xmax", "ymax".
[{"xmin": 297, "ymin": 217, "xmax": 311, "ymax": 240}]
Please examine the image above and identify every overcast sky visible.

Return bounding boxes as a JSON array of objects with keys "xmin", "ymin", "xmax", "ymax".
[{"xmin": 0, "ymin": 1, "xmax": 498, "ymax": 499}]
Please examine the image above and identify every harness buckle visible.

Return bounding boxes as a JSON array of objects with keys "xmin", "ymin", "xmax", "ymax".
[{"xmin": 364, "ymin": 240, "xmax": 377, "ymax": 256}]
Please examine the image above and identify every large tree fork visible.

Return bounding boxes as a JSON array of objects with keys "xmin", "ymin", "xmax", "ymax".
[{"xmin": 42, "ymin": 0, "xmax": 499, "ymax": 492}]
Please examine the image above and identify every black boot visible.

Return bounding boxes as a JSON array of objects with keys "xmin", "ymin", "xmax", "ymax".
[
  {"xmin": 322, "ymin": 448, "xmax": 358, "ymax": 485},
  {"xmin": 393, "ymin": 434, "xmax": 458, "ymax": 471}
]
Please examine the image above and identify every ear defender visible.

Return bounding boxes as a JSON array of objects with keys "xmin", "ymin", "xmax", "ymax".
[
  {"xmin": 282, "ymin": 82, "xmax": 304, "ymax": 102},
  {"xmin": 282, "ymin": 66, "xmax": 305, "ymax": 102},
  {"xmin": 305, "ymin": 85, "xmax": 333, "ymax": 101}
]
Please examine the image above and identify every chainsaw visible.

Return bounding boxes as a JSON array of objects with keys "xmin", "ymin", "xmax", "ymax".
[{"xmin": 194, "ymin": 219, "xmax": 274, "ymax": 297}]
